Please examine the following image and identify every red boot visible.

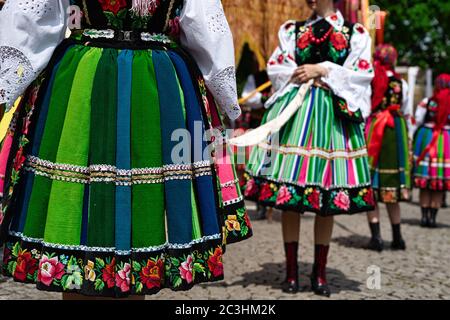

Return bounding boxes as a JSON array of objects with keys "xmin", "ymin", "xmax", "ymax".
[
  {"xmin": 282, "ymin": 242, "xmax": 299, "ymax": 293},
  {"xmin": 310, "ymin": 244, "xmax": 331, "ymax": 297}
]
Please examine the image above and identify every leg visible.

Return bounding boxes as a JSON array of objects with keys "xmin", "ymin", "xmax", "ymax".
[
  {"xmin": 419, "ymin": 189, "xmax": 432, "ymax": 227},
  {"xmin": 311, "ymin": 215, "xmax": 334, "ymax": 297},
  {"xmin": 386, "ymin": 203, "xmax": 406, "ymax": 250},
  {"xmin": 281, "ymin": 211, "xmax": 301, "ymax": 293},
  {"xmin": 429, "ymin": 191, "xmax": 444, "ymax": 228},
  {"xmin": 366, "ymin": 203, "xmax": 384, "ymax": 252}
]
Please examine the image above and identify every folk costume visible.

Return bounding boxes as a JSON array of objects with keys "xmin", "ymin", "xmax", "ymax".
[
  {"xmin": 0, "ymin": 0, "xmax": 252, "ymax": 297},
  {"xmin": 365, "ymin": 44, "xmax": 412, "ymax": 251},
  {"xmin": 413, "ymin": 73, "xmax": 450, "ymax": 227},
  {"xmin": 240, "ymin": 11, "xmax": 375, "ymax": 295}
]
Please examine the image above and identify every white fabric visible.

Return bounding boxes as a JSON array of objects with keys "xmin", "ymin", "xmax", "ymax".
[
  {"xmin": 229, "ymin": 80, "xmax": 313, "ymax": 147},
  {"xmin": 0, "ymin": 0, "xmax": 69, "ymax": 109},
  {"xmin": 241, "ymin": 74, "xmax": 264, "ymax": 109},
  {"xmin": 265, "ymin": 11, "xmax": 374, "ymax": 118},
  {"xmin": 180, "ymin": 0, "xmax": 241, "ymax": 120},
  {"xmin": 414, "ymin": 97, "xmax": 430, "ymax": 133}
]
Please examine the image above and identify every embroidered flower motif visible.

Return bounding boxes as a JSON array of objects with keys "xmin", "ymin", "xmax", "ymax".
[
  {"xmin": 64, "ymin": 262, "xmax": 83, "ymax": 290},
  {"xmin": 244, "ymin": 178, "xmax": 258, "ymax": 197},
  {"xmin": 276, "ymin": 185, "xmax": 292, "ymax": 205},
  {"xmin": 38, "ymin": 255, "xmax": 65, "ymax": 287},
  {"xmin": 84, "ymin": 260, "xmax": 96, "ymax": 282},
  {"xmin": 307, "ymin": 188, "xmax": 321, "ymax": 209},
  {"xmin": 356, "ymin": 24, "xmax": 365, "ymax": 34},
  {"xmin": 330, "ymin": 32, "xmax": 348, "ymax": 51},
  {"xmin": 179, "ymin": 255, "xmax": 194, "ymax": 284},
  {"xmin": 140, "ymin": 259, "xmax": 164, "ymax": 289},
  {"xmin": 277, "ymin": 54, "xmax": 285, "ymax": 64},
  {"xmin": 259, "ymin": 183, "xmax": 273, "ymax": 201},
  {"xmin": 13, "ymin": 148, "xmax": 26, "ymax": 172},
  {"xmin": 333, "ymin": 191, "xmax": 350, "ymax": 211},
  {"xmin": 99, "ymin": 0, "xmax": 127, "ymax": 15},
  {"xmin": 363, "ymin": 188, "xmax": 375, "ymax": 206},
  {"xmin": 102, "ymin": 258, "xmax": 116, "ymax": 289},
  {"xmin": 330, "ymin": 14, "xmax": 338, "ymax": 21},
  {"xmin": 168, "ymin": 16, "xmax": 181, "ymax": 37},
  {"xmin": 297, "ymin": 30, "xmax": 311, "ymax": 50},
  {"xmin": 14, "ymin": 250, "xmax": 38, "ymax": 282},
  {"xmin": 225, "ymin": 215, "xmax": 241, "ymax": 232},
  {"xmin": 207, "ymin": 248, "xmax": 223, "ymax": 278},
  {"xmin": 116, "ymin": 263, "xmax": 131, "ymax": 293},
  {"xmin": 358, "ymin": 59, "xmax": 371, "ymax": 71}
]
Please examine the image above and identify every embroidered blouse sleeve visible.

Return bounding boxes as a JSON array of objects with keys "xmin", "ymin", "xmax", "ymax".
[
  {"xmin": 267, "ymin": 21, "xmax": 297, "ymax": 93},
  {"xmin": 400, "ymin": 79, "xmax": 414, "ymax": 138},
  {"xmin": 318, "ymin": 23, "xmax": 374, "ymax": 118},
  {"xmin": 179, "ymin": 0, "xmax": 241, "ymax": 120},
  {"xmin": 414, "ymin": 98, "xmax": 429, "ymax": 131},
  {"xmin": 0, "ymin": 0, "xmax": 69, "ymax": 111}
]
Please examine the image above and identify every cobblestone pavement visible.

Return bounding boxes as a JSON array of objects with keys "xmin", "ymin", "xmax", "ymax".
[{"xmin": 1, "ymin": 192, "xmax": 450, "ymax": 300}]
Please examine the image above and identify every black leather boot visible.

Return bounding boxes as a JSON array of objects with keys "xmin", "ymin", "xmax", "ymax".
[
  {"xmin": 420, "ymin": 207, "xmax": 430, "ymax": 227},
  {"xmin": 429, "ymin": 208, "xmax": 438, "ymax": 228},
  {"xmin": 391, "ymin": 224, "xmax": 406, "ymax": 250},
  {"xmin": 310, "ymin": 244, "xmax": 331, "ymax": 297},
  {"xmin": 282, "ymin": 242, "xmax": 299, "ymax": 293},
  {"xmin": 367, "ymin": 222, "xmax": 384, "ymax": 252}
]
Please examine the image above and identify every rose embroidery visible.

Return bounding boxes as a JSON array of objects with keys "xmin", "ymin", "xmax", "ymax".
[
  {"xmin": 333, "ymin": 191, "xmax": 350, "ymax": 211},
  {"xmin": 330, "ymin": 32, "xmax": 348, "ymax": 51},
  {"xmin": 297, "ymin": 31, "xmax": 311, "ymax": 50},
  {"xmin": 38, "ymin": 255, "xmax": 65, "ymax": 286},
  {"xmin": 276, "ymin": 186, "xmax": 292, "ymax": 205},
  {"xmin": 307, "ymin": 189, "xmax": 321, "ymax": 209},
  {"xmin": 14, "ymin": 250, "xmax": 38, "ymax": 282},
  {"xmin": 363, "ymin": 189, "xmax": 375, "ymax": 206},
  {"xmin": 140, "ymin": 259, "xmax": 164, "ymax": 289},
  {"xmin": 259, "ymin": 183, "xmax": 273, "ymax": 201},
  {"xmin": 98, "ymin": 0, "xmax": 127, "ymax": 15},
  {"xmin": 244, "ymin": 178, "xmax": 258, "ymax": 197},
  {"xmin": 115, "ymin": 263, "xmax": 131, "ymax": 293},
  {"xmin": 168, "ymin": 16, "xmax": 181, "ymax": 37},
  {"xmin": 207, "ymin": 248, "xmax": 223, "ymax": 278},
  {"xmin": 358, "ymin": 59, "xmax": 371, "ymax": 71},
  {"xmin": 179, "ymin": 255, "xmax": 194, "ymax": 284},
  {"xmin": 102, "ymin": 258, "xmax": 116, "ymax": 289}
]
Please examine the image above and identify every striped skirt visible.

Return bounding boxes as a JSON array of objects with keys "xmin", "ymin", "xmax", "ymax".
[
  {"xmin": 413, "ymin": 123, "xmax": 450, "ymax": 191},
  {"xmin": 365, "ymin": 113, "xmax": 411, "ymax": 203},
  {"xmin": 242, "ymin": 86, "xmax": 375, "ymax": 215},
  {"xmin": 0, "ymin": 39, "xmax": 252, "ymax": 297}
]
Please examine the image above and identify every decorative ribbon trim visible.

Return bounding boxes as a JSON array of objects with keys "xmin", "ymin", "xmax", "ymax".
[
  {"xmin": 131, "ymin": 0, "xmax": 160, "ymax": 17},
  {"xmin": 82, "ymin": 29, "xmax": 173, "ymax": 43}
]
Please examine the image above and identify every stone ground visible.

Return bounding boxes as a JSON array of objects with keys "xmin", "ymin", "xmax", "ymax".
[{"xmin": 1, "ymin": 191, "xmax": 450, "ymax": 300}]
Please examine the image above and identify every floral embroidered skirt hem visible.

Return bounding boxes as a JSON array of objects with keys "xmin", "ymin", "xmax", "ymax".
[
  {"xmin": 241, "ymin": 86, "xmax": 375, "ymax": 216},
  {"xmin": 366, "ymin": 113, "xmax": 412, "ymax": 203},
  {"xmin": 413, "ymin": 124, "xmax": 450, "ymax": 191},
  {"xmin": 0, "ymin": 39, "xmax": 252, "ymax": 297}
]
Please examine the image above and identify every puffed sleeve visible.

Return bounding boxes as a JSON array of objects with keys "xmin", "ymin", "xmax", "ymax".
[
  {"xmin": 414, "ymin": 98, "xmax": 429, "ymax": 132},
  {"xmin": 0, "ymin": 0, "xmax": 69, "ymax": 111},
  {"xmin": 400, "ymin": 79, "xmax": 414, "ymax": 138},
  {"xmin": 179, "ymin": 0, "xmax": 241, "ymax": 120},
  {"xmin": 319, "ymin": 23, "xmax": 374, "ymax": 119}
]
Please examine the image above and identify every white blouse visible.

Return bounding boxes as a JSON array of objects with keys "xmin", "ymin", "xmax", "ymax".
[
  {"xmin": 0, "ymin": 0, "xmax": 241, "ymax": 120},
  {"xmin": 266, "ymin": 10, "xmax": 374, "ymax": 119}
]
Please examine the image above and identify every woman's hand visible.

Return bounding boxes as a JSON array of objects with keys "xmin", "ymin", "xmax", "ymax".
[{"xmin": 291, "ymin": 64, "xmax": 328, "ymax": 84}]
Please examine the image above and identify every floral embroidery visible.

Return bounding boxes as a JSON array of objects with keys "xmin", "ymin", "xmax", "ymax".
[
  {"xmin": 138, "ymin": 258, "xmax": 164, "ymax": 290},
  {"xmin": 331, "ymin": 190, "xmax": 351, "ymax": 211},
  {"xmin": 259, "ymin": 183, "xmax": 274, "ymax": 201},
  {"xmin": 353, "ymin": 188, "xmax": 375, "ymax": 208},
  {"xmin": 179, "ymin": 255, "xmax": 194, "ymax": 284},
  {"xmin": 99, "ymin": 0, "xmax": 127, "ymax": 15},
  {"xmin": 115, "ymin": 262, "xmax": 132, "ymax": 293},
  {"xmin": 330, "ymin": 32, "xmax": 348, "ymax": 51},
  {"xmin": 101, "ymin": 257, "xmax": 116, "ymax": 289},
  {"xmin": 276, "ymin": 185, "xmax": 292, "ymax": 205},
  {"xmin": 207, "ymin": 248, "xmax": 223, "ymax": 278},
  {"xmin": 355, "ymin": 23, "xmax": 365, "ymax": 34},
  {"xmin": 304, "ymin": 187, "xmax": 321, "ymax": 210},
  {"xmin": 225, "ymin": 215, "xmax": 241, "ymax": 232},
  {"xmin": 38, "ymin": 254, "xmax": 65, "ymax": 287},
  {"xmin": 244, "ymin": 177, "xmax": 258, "ymax": 197},
  {"xmin": 14, "ymin": 249, "xmax": 38, "ymax": 282},
  {"xmin": 358, "ymin": 59, "xmax": 371, "ymax": 71},
  {"xmin": 84, "ymin": 260, "xmax": 96, "ymax": 282},
  {"xmin": 297, "ymin": 30, "xmax": 311, "ymax": 50}
]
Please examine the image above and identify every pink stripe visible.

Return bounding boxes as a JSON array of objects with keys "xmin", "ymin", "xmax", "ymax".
[
  {"xmin": 298, "ymin": 134, "xmax": 313, "ymax": 184},
  {"xmin": 0, "ymin": 134, "xmax": 14, "ymax": 193},
  {"xmin": 443, "ymin": 131, "xmax": 450, "ymax": 178}
]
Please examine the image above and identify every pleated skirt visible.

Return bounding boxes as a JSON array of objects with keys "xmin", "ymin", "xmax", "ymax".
[
  {"xmin": 0, "ymin": 39, "xmax": 252, "ymax": 297},
  {"xmin": 242, "ymin": 86, "xmax": 375, "ymax": 216},
  {"xmin": 413, "ymin": 124, "xmax": 450, "ymax": 191},
  {"xmin": 366, "ymin": 113, "xmax": 411, "ymax": 203}
]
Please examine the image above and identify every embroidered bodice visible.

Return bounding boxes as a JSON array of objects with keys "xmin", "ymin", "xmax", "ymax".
[
  {"xmin": 295, "ymin": 18, "xmax": 354, "ymax": 66},
  {"xmin": 377, "ymin": 76, "xmax": 404, "ymax": 111},
  {"xmin": 69, "ymin": 0, "xmax": 183, "ymax": 35}
]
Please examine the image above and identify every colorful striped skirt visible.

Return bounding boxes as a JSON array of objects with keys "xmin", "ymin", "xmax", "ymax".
[
  {"xmin": 365, "ymin": 112, "xmax": 411, "ymax": 203},
  {"xmin": 413, "ymin": 123, "xmax": 450, "ymax": 191},
  {"xmin": 0, "ymin": 39, "xmax": 252, "ymax": 297},
  {"xmin": 242, "ymin": 86, "xmax": 375, "ymax": 216}
]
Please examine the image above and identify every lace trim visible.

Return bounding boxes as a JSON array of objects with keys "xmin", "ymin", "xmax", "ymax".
[
  {"xmin": 8, "ymin": 231, "xmax": 222, "ymax": 254},
  {"xmin": 17, "ymin": 0, "xmax": 51, "ymax": 17},
  {"xmin": 206, "ymin": 3, "xmax": 231, "ymax": 35},
  {"xmin": 208, "ymin": 66, "xmax": 241, "ymax": 120},
  {"xmin": 0, "ymin": 46, "xmax": 36, "ymax": 109}
]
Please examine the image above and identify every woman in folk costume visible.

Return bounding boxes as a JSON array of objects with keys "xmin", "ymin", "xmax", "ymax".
[
  {"xmin": 365, "ymin": 44, "xmax": 413, "ymax": 252},
  {"xmin": 239, "ymin": 0, "xmax": 375, "ymax": 296},
  {"xmin": 0, "ymin": 0, "xmax": 252, "ymax": 298},
  {"xmin": 413, "ymin": 74, "xmax": 450, "ymax": 228}
]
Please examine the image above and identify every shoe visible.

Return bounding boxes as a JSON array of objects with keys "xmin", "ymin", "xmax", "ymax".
[
  {"xmin": 311, "ymin": 244, "xmax": 331, "ymax": 298},
  {"xmin": 282, "ymin": 279, "xmax": 299, "ymax": 294},
  {"xmin": 254, "ymin": 205, "xmax": 267, "ymax": 221},
  {"xmin": 420, "ymin": 207, "xmax": 430, "ymax": 227},
  {"xmin": 429, "ymin": 209, "xmax": 438, "ymax": 228},
  {"xmin": 367, "ymin": 237, "xmax": 384, "ymax": 252},
  {"xmin": 391, "ymin": 238, "xmax": 406, "ymax": 250}
]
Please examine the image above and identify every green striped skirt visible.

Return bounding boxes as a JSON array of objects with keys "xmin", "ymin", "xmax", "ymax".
[
  {"xmin": 242, "ymin": 86, "xmax": 375, "ymax": 215},
  {"xmin": 0, "ymin": 39, "xmax": 251, "ymax": 297}
]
